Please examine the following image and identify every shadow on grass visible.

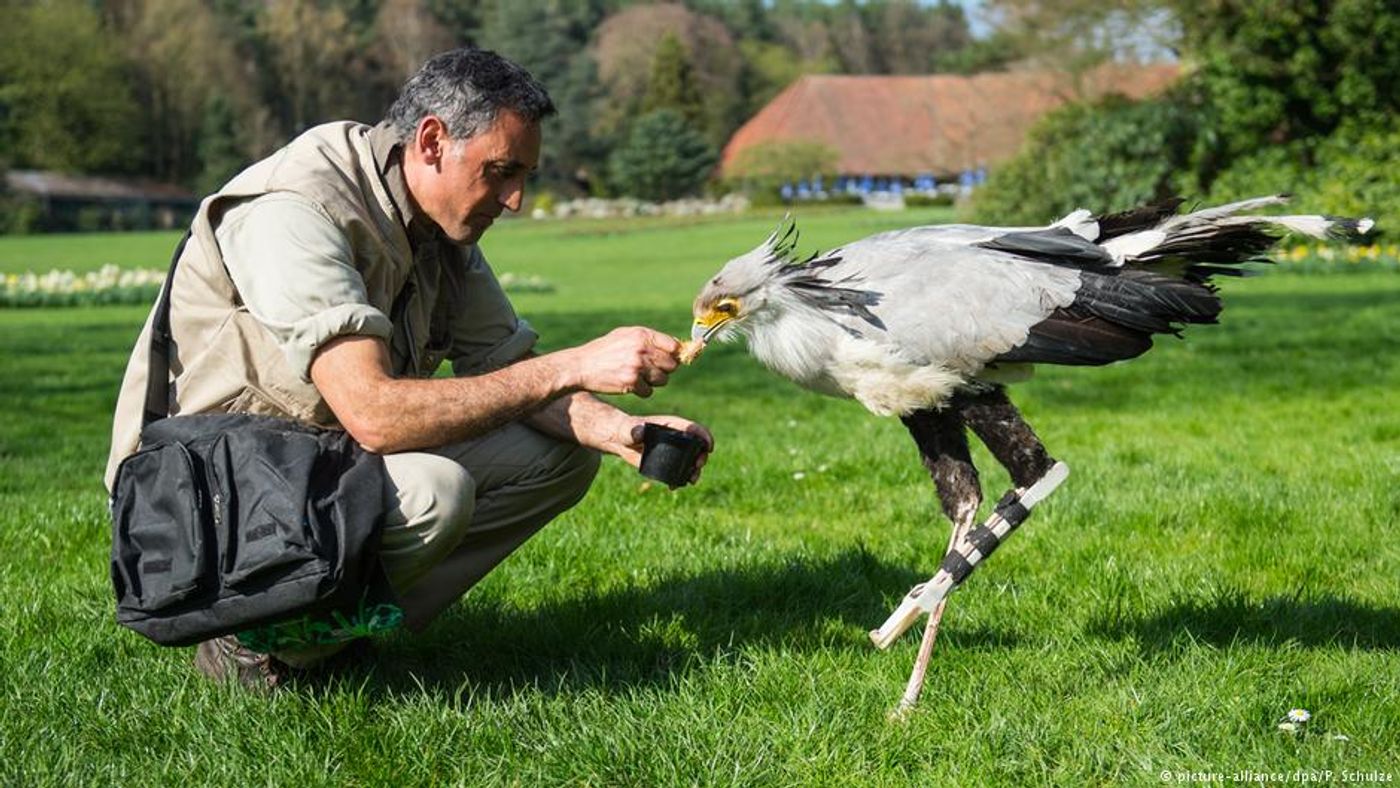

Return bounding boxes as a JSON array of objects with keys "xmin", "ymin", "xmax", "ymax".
[
  {"xmin": 1090, "ymin": 591, "xmax": 1400, "ymax": 654},
  {"xmin": 305, "ymin": 548, "xmax": 1022, "ymax": 701}
]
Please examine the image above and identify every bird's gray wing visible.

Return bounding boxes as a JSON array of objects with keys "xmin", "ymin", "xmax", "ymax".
[{"xmin": 818, "ymin": 235, "xmax": 1084, "ymax": 373}]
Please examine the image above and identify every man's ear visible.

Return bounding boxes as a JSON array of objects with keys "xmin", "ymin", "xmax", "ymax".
[{"xmin": 414, "ymin": 115, "xmax": 449, "ymax": 167}]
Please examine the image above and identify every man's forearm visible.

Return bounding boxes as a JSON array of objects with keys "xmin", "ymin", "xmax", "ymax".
[
  {"xmin": 526, "ymin": 391, "xmax": 628, "ymax": 450},
  {"xmin": 312, "ymin": 327, "xmax": 678, "ymax": 455},
  {"xmin": 315, "ymin": 341, "xmax": 578, "ymax": 453}
]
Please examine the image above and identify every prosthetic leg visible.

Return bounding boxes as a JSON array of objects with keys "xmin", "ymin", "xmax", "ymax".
[{"xmin": 885, "ymin": 387, "xmax": 1066, "ymax": 717}]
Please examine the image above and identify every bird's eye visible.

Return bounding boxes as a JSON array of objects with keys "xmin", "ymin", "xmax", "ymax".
[{"xmin": 715, "ymin": 301, "xmax": 736, "ymax": 315}]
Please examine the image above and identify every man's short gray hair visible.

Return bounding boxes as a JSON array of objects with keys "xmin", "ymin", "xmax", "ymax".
[{"xmin": 385, "ymin": 47, "xmax": 556, "ymax": 141}]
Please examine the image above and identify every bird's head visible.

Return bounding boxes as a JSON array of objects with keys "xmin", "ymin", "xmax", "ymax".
[{"xmin": 690, "ymin": 218, "xmax": 806, "ymax": 344}]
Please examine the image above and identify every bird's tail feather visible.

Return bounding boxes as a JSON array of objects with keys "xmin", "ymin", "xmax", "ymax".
[
  {"xmin": 1100, "ymin": 194, "xmax": 1374, "ymax": 277},
  {"xmin": 999, "ymin": 196, "xmax": 1373, "ymax": 370}
]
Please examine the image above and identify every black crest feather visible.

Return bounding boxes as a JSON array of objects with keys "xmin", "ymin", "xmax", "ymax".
[{"xmin": 761, "ymin": 216, "xmax": 884, "ymax": 332}]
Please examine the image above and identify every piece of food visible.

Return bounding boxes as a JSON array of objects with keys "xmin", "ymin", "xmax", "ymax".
[{"xmin": 678, "ymin": 339, "xmax": 705, "ymax": 365}]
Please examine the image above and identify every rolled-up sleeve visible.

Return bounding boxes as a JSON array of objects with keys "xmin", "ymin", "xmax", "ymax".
[
  {"xmin": 447, "ymin": 246, "xmax": 539, "ymax": 376},
  {"xmin": 215, "ymin": 194, "xmax": 392, "ymax": 380}
]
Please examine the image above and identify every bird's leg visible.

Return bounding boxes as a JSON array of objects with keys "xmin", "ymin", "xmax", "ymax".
[
  {"xmin": 955, "ymin": 385, "xmax": 1057, "ymax": 488},
  {"xmin": 893, "ymin": 408, "xmax": 981, "ymax": 717},
  {"xmin": 893, "ymin": 503, "xmax": 976, "ymax": 719},
  {"xmin": 901, "ymin": 408, "xmax": 982, "ymax": 545}
]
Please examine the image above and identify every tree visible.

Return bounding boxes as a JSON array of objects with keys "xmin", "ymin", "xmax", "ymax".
[
  {"xmin": 0, "ymin": 0, "xmax": 142, "ymax": 173},
  {"xmin": 424, "ymin": 0, "xmax": 488, "ymax": 44},
  {"xmin": 106, "ymin": 0, "xmax": 267, "ymax": 183},
  {"xmin": 592, "ymin": 3, "xmax": 745, "ymax": 148},
  {"xmin": 970, "ymin": 93, "xmax": 1200, "ymax": 225},
  {"xmin": 642, "ymin": 35, "xmax": 706, "ymax": 131},
  {"xmin": 772, "ymin": 13, "xmax": 835, "ymax": 67},
  {"xmin": 480, "ymin": 0, "xmax": 609, "ymax": 193},
  {"xmin": 257, "ymin": 0, "xmax": 385, "ymax": 133},
  {"xmin": 608, "ymin": 109, "xmax": 717, "ymax": 201},
  {"xmin": 196, "ymin": 95, "xmax": 247, "ymax": 196},
  {"xmin": 869, "ymin": 0, "xmax": 973, "ymax": 74},
  {"xmin": 827, "ymin": 7, "xmax": 876, "ymax": 73},
  {"xmin": 737, "ymin": 38, "xmax": 836, "ymax": 117},
  {"xmin": 981, "ymin": 0, "xmax": 1176, "ymax": 74},
  {"xmin": 373, "ymin": 0, "xmax": 459, "ymax": 81},
  {"xmin": 1173, "ymin": 0, "xmax": 1400, "ymax": 167}
]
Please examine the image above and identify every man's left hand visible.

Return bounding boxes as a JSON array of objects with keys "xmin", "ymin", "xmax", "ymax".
[{"xmin": 602, "ymin": 414, "xmax": 713, "ymax": 485}]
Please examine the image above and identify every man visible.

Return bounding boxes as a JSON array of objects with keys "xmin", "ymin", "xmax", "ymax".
[{"xmin": 105, "ymin": 47, "xmax": 712, "ymax": 688}]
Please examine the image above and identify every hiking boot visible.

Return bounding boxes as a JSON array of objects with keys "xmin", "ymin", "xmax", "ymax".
[{"xmin": 194, "ymin": 635, "xmax": 293, "ymax": 692}]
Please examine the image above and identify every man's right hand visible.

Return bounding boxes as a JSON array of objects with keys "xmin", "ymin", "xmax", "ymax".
[{"xmin": 558, "ymin": 327, "xmax": 680, "ymax": 398}]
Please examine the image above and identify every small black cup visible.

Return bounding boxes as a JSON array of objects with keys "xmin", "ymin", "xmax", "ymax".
[{"xmin": 639, "ymin": 423, "xmax": 706, "ymax": 488}]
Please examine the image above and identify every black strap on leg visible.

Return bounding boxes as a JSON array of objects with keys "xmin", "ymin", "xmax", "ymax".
[
  {"xmin": 965, "ymin": 525, "xmax": 1000, "ymax": 557},
  {"xmin": 994, "ymin": 490, "xmax": 1030, "ymax": 528},
  {"xmin": 939, "ymin": 551, "xmax": 976, "ymax": 585}
]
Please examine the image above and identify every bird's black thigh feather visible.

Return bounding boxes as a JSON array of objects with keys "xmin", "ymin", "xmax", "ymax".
[
  {"xmin": 901, "ymin": 408, "xmax": 981, "ymax": 525},
  {"xmin": 954, "ymin": 386, "xmax": 1056, "ymax": 488}
]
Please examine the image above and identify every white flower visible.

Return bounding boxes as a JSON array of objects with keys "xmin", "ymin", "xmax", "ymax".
[
  {"xmin": 792, "ymin": 471, "xmax": 806, "ymax": 480},
  {"xmin": 1287, "ymin": 708, "xmax": 1311, "ymax": 723}
]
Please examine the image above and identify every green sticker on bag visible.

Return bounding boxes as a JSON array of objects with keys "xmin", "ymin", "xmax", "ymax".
[{"xmin": 235, "ymin": 596, "xmax": 404, "ymax": 653}]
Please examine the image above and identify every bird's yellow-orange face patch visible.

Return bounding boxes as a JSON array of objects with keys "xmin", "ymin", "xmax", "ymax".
[
  {"xmin": 683, "ymin": 297, "xmax": 739, "ymax": 364},
  {"xmin": 691, "ymin": 296, "xmax": 742, "ymax": 344}
]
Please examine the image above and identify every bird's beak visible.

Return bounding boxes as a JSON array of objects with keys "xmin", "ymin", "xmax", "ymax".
[{"xmin": 691, "ymin": 310, "xmax": 732, "ymax": 343}]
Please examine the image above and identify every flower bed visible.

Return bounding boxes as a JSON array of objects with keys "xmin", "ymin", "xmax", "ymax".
[
  {"xmin": 1, "ymin": 265, "xmax": 164, "ymax": 307},
  {"xmin": 2, "ymin": 265, "xmax": 555, "ymax": 307},
  {"xmin": 1275, "ymin": 243, "xmax": 1400, "ymax": 273}
]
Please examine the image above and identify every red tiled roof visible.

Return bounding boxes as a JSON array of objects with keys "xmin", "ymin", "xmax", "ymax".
[{"xmin": 720, "ymin": 63, "xmax": 1180, "ymax": 178}]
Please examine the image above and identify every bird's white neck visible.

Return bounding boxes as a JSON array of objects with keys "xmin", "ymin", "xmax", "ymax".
[{"xmin": 740, "ymin": 290, "xmax": 844, "ymax": 391}]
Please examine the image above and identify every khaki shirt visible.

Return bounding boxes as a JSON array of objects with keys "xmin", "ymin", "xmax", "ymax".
[{"xmin": 105, "ymin": 122, "xmax": 537, "ymax": 489}]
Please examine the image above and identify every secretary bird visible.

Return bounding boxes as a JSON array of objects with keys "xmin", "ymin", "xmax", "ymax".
[{"xmin": 680, "ymin": 195, "xmax": 1373, "ymax": 713}]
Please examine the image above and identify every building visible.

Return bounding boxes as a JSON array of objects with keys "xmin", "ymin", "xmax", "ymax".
[
  {"xmin": 3, "ymin": 170, "xmax": 197, "ymax": 233},
  {"xmin": 719, "ymin": 63, "xmax": 1180, "ymax": 192}
]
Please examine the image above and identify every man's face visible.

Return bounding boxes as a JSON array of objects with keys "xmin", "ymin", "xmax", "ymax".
[{"xmin": 405, "ymin": 110, "xmax": 541, "ymax": 245}]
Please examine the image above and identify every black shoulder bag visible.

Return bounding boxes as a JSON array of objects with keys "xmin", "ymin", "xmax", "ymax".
[{"xmin": 109, "ymin": 234, "xmax": 398, "ymax": 648}]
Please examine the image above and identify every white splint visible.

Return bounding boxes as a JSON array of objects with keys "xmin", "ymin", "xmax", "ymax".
[{"xmin": 870, "ymin": 461, "xmax": 1069, "ymax": 649}]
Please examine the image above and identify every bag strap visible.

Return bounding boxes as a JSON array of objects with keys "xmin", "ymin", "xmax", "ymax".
[{"xmin": 142, "ymin": 232, "xmax": 192, "ymax": 428}]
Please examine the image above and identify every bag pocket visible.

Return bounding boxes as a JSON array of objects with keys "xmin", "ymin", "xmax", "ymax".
[
  {"xmin": 214, "ymin": 430, "xmax": 323, "ymax": 589},
  {"xmin": 111, "ymin": 442, "xmax": 214, "ymax": 611}
]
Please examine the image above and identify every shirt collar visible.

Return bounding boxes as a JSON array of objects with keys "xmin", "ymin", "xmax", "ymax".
[{"xmin": 369, "ymin": 121, "xmax": 437, "ymax": 248}]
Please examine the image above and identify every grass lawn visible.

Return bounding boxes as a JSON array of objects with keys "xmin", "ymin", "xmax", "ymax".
[{"xmin": 1, "ymin": 208, "xmax": 1397, "ymax": 784}]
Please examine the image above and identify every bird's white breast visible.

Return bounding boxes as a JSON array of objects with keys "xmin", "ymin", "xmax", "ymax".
[
  {"xmin": 826, "ymin": 339, "xmax": 965, "ymax": 416},
  {"xmin": 745, "ymin": 307, "xmax": 965, "ymax": 416}
]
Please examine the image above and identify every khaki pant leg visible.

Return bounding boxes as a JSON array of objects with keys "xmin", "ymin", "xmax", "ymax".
[
  {"xmin": 377, "ymin": 453, "xmax": 478, "ymax": 591},
  {"xmin": 390, "ymin": 422, "xmax": 601, "ymax": 629},
  {"xmin": 272, "ymin": 452, "xmax": 478, "ymax": 668},
  {"xmin": 276, "ymin": 424, "xmax": 596, "ymax": 666}
]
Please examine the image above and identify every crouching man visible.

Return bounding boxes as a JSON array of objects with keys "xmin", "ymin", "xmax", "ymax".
[{"xmin": 104, "ymin": 47, "xmax": 712, "ymax": 689}]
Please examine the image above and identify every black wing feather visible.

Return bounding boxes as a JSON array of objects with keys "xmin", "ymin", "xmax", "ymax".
[
  {"xmin": 995, "ymin": 269, "xmax": 1222, "ymax": 367},
  {"xmin": 976, "ymin": 227, "xmax": 1113, "ymax": 268}
]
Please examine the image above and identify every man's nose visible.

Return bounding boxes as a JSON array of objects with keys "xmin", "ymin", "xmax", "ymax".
[{"xmin": 500, "ymin": 179, "xmax": 525, "ymax": 212}]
